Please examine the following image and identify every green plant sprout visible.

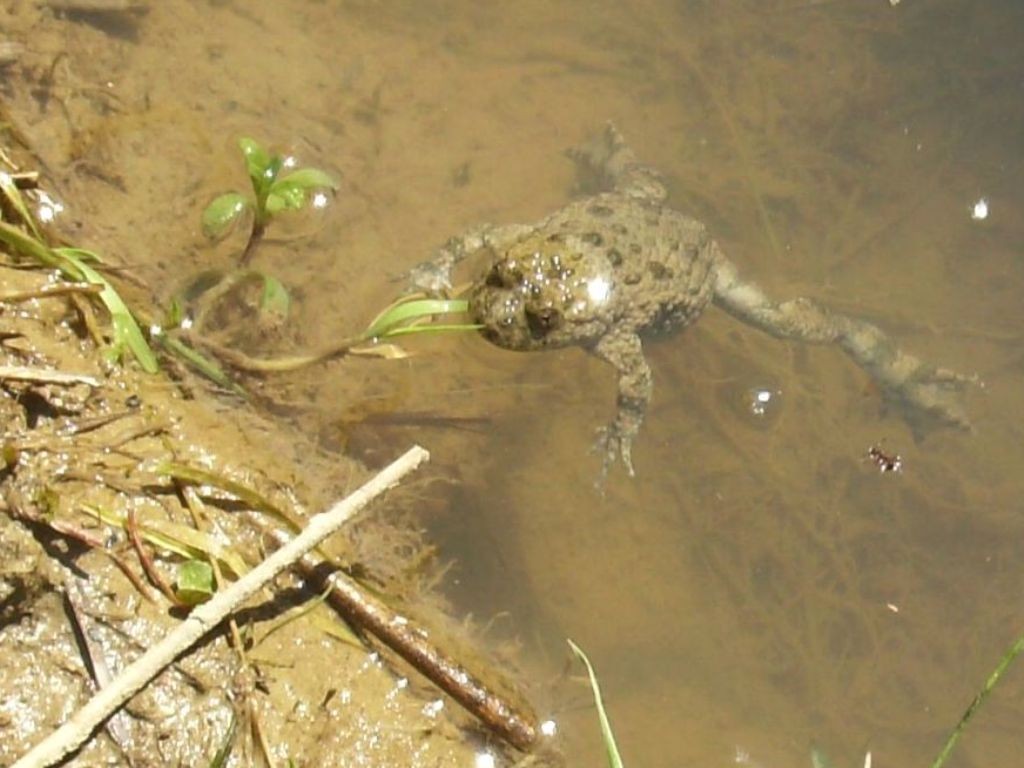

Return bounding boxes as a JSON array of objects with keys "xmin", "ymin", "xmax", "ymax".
[
  {"xmin": 202, "ymin": 137, "xmax": 338, "ymax": 266},
  {"xmin": 568, "ymin": 638, "xmax": 625, "ymax": 768},
  {"xmin": 182, "ymin": 137, "xmax": 338, "ymax": 372},
  {"xmin": 175, "ymin": 559, "xmax": 215, "ymax": 605}
]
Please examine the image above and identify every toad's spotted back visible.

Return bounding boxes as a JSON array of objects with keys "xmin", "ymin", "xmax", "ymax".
[{"xmin": 409, "ymin": 124, "xmax": 973, "ymax": 481}]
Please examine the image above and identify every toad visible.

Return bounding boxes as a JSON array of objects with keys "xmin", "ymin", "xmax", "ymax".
[{"xmin": 408, "ymin": 124, "xmax": 972, "ymax": 478}]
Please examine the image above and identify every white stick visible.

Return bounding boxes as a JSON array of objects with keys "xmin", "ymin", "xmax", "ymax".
[{"xmin": 13, "ymin": 445, "xmax": 430, "ymax": 768}]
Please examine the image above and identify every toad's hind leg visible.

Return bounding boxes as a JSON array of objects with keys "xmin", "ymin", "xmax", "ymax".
[
  {"xmin": 711, "ymin": 252, "xmax": 974, "ymax": 435},
  {"xmin": 567, "ymin": 122, "xmax": 668, "ymax": 203}
]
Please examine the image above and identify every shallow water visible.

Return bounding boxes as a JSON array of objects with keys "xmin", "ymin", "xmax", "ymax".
[{"xmin": 6, "ymin": 0, "xmax": 1024, "ymax": 765}]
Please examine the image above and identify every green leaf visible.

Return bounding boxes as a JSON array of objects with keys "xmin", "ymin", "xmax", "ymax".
[
  {"xmin": 362, "ymin": 298, "xmax": 469, "ymax": 340},
  {"xmin": 157, "ymin": 333, "xmax": 246, "ymax": 396},
  {"xmin": 157, "ymin": 462, "xmax": 306, "ymax": 533},
  {"xmin": 165, "ymin": 297, "xmax": 184, "ymax": 328},
  {"xmin": 258, "ymin": 273, "xmax": 290, "ymax": 320},
  {"xmin": 86, "ymin": 503, "xmax": 249, "ymax": 577},
  {"xmin": 201, "ymin": 192, "xmax": 250, "ymax": 239},
  {"xmin": 265, "ymin": 185, "xmax": 306, "ymax": 215},
  {"xmin": 176, "ymin": 559, "xmax": 215, "ymax": 605},
  {"xmin": 373, "ymin": 322, "xmax": 481, "ymax": 339},
  {"xmin": 272, "ymin": 167, "xmax": 338, "ymax": 192},
  {"xmin": 568, "ymin": 639, "xmax": 625, "ymax": 768},
  {"xmin": 238, "ymin": 137, "xmax": 272, "ymax": 187},
  {"xmin": 263, "ymin": 166, "xmax": 337, "ymax": 217},
  {"xmin": 0, "ymin": 222, "xmax": 158, "ymax": 374},
  {"xmin": 0, "ymin": 219, "xmax": 64, "ymax": 272}
]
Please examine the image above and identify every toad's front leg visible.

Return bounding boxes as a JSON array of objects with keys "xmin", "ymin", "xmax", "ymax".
[
  {"xmin": 403, "ymin": 223, "xmax": 535, "ymax": 296},
  {"xmin": 592, "ymin": 330, "xmax": 652, "ymax": 479}
]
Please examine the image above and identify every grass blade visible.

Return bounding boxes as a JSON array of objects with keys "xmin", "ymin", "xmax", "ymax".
[
  {"xmin": 56, "ymin": 248, "xmax": 159, "ymax": 373},
  {"xmin": 931, "ymin": 633, "xmax": 1024, "ymax": 768},
  {"xmin": 0, "ymin": 170, "xmax": 42, "ymax": 240},
  {"xmin": 568, "ymin": 638, "xmax": 625, "ymax": 768},
  {"xmin": 84, "ymin": 504, "xmax": 249, "ymax": 577},
  {"xmin": 362, "ymin": 297, "xmax": 469, "ymax": 340},
  {"xmin": 0, "ymin": 224, "xmax": 158, "ymax": 373},
  {"xmin": 158, "ymin": 462, "xmax": 306, "ymax": 533}
]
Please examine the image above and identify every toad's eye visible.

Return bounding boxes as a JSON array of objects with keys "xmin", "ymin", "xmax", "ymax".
[{"xmin": 525, "ymin": 306, "xmax": 562, "ymax": 339}]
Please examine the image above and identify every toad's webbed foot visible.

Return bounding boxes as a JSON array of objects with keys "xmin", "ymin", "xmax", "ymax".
[
  {"xmin": 593, "ymin": 421, "xmax": 637, "ymax": 487},
  {"xmin": 881, "ymin": 362, "xmax": 976, "ymax": 436},
  {"xmin": 403, "ymin": 253, "xmax": 456, "ymax": 296},
  {"xmin": 567, "ymin": 121, "xmax": 668, "ymax": 203}
]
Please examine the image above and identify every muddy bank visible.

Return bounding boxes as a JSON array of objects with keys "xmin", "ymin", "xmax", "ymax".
[{"xmin": 0, "ymin": 152, "xmax": 543, "ymax": 767}]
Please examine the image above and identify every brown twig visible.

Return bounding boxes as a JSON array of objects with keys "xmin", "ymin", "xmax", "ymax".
[
  {"xmin": 125, "ymin": 506, "xmax": 181, "ymax": 605},
  {"xmin": 253, "ymin": 519, "xmax": 539, "ymax": 751}
]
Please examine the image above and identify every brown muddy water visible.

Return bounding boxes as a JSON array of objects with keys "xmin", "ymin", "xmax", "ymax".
[{"xmin": 4, "ymin": 0, "xmax": 1024, "ymax": 766}]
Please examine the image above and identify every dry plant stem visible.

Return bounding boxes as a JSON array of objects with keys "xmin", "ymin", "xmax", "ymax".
[
  {"xmin": 256, "ymin": 521, "xmax": 540, "ymax": 751},
  {"xmin": 11, "ymin": 445, "xmax": 429, "ymax": 768},
  {"xmin": 0, "ymin": 281, "xmax": 101, "ymax": 303},
  {"xmin": 181, "ymin": 486, "xmax": 248, "ymax": 659},
  {"xmin": 0, "ymin": 365, "xmax": 100, "ymax": 387},
  {"xmin": 125, "ymin": 506, "xmax": 180, "ymax": 605},
  {"xmin": 191, "ymin": 333, "xmax": 363, "ymax": 373}
]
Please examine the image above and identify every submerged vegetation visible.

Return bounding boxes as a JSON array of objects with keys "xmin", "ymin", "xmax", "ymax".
[
  {"xmin": 201, "ymin": 136, "xmax": 338, "ymax": 267},
  {"xmin": 1, "ymin": 134, "xmax": 478, "ymax": 390},
  {"xmin": 568, "ymin": 639, "xmax": 625, "ymax": 768},
  {"xmin": 182, "ymin": 137, "xmax": 479, "ymax": 378}
]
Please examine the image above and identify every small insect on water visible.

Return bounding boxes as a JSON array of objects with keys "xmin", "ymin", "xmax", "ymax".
[{"xmin": 867, "ymin": 444, "xmax": 902, "ymax": 473}]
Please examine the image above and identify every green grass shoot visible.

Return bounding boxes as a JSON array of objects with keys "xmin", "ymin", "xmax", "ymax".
[
  {"xmin": 0, "ymin": 220, "xmax": 159, "ymax": 373},
  {"xmin": 568, "ymin": 638, "xmax": 625, "ymax": 768},
  {"xmin": 361, "ymin": 296, "xmax": 478, "ymax": 341},
  {"xmin": 931, "ymin": 632, "xmax": 1024, "ymax": 768}
]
